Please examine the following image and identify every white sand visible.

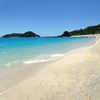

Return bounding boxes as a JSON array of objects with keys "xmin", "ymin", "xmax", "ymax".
[
  {"xmin": 71, "ymin": 34, "xmax": 100, "ymax": 38},
  {"xmin": 0, "ymin": 39, "xmax": 100, "ymax": 100}
]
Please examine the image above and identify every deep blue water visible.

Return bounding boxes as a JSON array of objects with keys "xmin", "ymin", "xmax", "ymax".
[{"xmin": 0, "ymin": 37, "xmax": 95, "ymax": 68}]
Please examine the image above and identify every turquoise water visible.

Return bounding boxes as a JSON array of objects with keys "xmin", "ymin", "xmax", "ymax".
[{"xmin": 0, "ymin": 37, "xmax": 95, "ymax": 68}]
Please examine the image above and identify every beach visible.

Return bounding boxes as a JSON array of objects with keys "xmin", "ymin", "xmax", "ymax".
[
  {"xmin": 0, "ymin": 37, "xmax": 95, "ymax": 93},
  {"xmin": 0, "ymin": 38, "xmax": 99, "ymax": 100},
  {"xmin": 71, "ymin": 34, "xmax": 100, "ymax": 38}
]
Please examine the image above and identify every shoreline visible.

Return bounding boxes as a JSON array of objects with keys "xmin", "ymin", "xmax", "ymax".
[
  {"xmin": 0, "ymin": 37, "xmax": 97, "ymax": 94},
  {"xmin": 71, "ymin": 34, "xmax": 100, "ymax": 38},
  {"xmin": 0, "ymin": 37, "xmax": 100, "ymax": 99},
  {"xmin": 0, "ymin": 36, "xmax": 96, "ymax": 67},
  {"xmin": 17, "ymin": 36, "xmax": 97, "ymax": 65}
]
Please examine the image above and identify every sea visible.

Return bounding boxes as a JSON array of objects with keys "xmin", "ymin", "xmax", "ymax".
[
  {"xmin": 0, "ymin": 37, "xmax": 96, "ymax": 92},
  {"xmin": 0, "ymin": 37, "xmax": 96, "ymax": 69}
]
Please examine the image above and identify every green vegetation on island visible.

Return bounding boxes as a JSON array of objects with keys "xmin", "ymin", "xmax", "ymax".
[
  {"xmin": 2, "ymin": 24, "xmax": 100, "ymax": 38},
  {"xmin": 59, "ymin": 24, "xmax": 100, "ymax": 37},
  {"xmin": 59, "ymin": 31, "xmax": 72, "ymax": 37},
  {"xmin": 2, "ymin": 31, "xmax": 40, "ymax": 38}
]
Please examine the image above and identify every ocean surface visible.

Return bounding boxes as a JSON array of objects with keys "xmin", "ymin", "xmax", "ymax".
[{"xmin": 0, "ymin": 37, "xmax": 95, "ymax": 69}]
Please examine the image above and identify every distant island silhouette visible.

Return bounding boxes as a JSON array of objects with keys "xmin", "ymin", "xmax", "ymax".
[
  {"xmin": 59, "ymin": 24, "xmax": 100, "ymax": 37},
  {"xmin": 2, "ymin": 24, "xmax": 100, "ymax": 38},
  {"xmin": 2, "ymin": 31, "xmax": 40, "ymax": 38}
]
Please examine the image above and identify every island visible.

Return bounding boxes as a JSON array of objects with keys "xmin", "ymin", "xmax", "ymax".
[
  {"xmin": 2, "ymin": 24, "xmax": 100, "ymax": 38},
  {"xmin": 2, "ymin": 31, "xmax": 40, "ymax": 38},
  {"xmin": 59, "ymin": 24, "xmax": 100, "ymax": 37}
]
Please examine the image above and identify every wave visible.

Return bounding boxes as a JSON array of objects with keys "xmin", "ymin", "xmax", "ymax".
[
  {"xmin": 50, "ymin": 54, "xmax": 65, "ymax": 58},
  {"xmin": 23, "ymin": 53, "xmax": 65, "ymax": 64},
  {"xmin": 23, "ymin": 59, "xmax": 49, "ymax": 64}
]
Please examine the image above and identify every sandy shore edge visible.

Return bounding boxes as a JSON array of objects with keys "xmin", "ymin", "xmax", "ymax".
[{"xmin": 0, "ymin": 38, "xmax": 100, "ymax": 100}]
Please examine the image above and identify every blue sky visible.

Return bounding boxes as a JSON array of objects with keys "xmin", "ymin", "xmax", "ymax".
[{"xmin": 0, "ymin": 0, "xmax": 100, "ymax": 36}]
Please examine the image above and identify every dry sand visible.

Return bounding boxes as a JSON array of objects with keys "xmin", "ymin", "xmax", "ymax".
[
  {"xmin": 71, "ymin": 34, "xmax": 100, "ymax": 38},
  {"xmin": 0, "ymin": 39, "xmax": 100, "ymax": 100}
]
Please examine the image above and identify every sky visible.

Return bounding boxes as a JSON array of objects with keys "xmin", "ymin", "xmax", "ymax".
[{"xmin": 0, "ymin": 0, "xmax": 100, "ymax": 36}]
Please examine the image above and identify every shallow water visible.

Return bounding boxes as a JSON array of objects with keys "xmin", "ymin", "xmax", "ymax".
[
  {"xmin": 0, "ymin": 37, "xmax": 96, "ymax": 93},
  {"xmin": 0, "ymin": 37, "xmax": 95, "ymax": 69}
]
